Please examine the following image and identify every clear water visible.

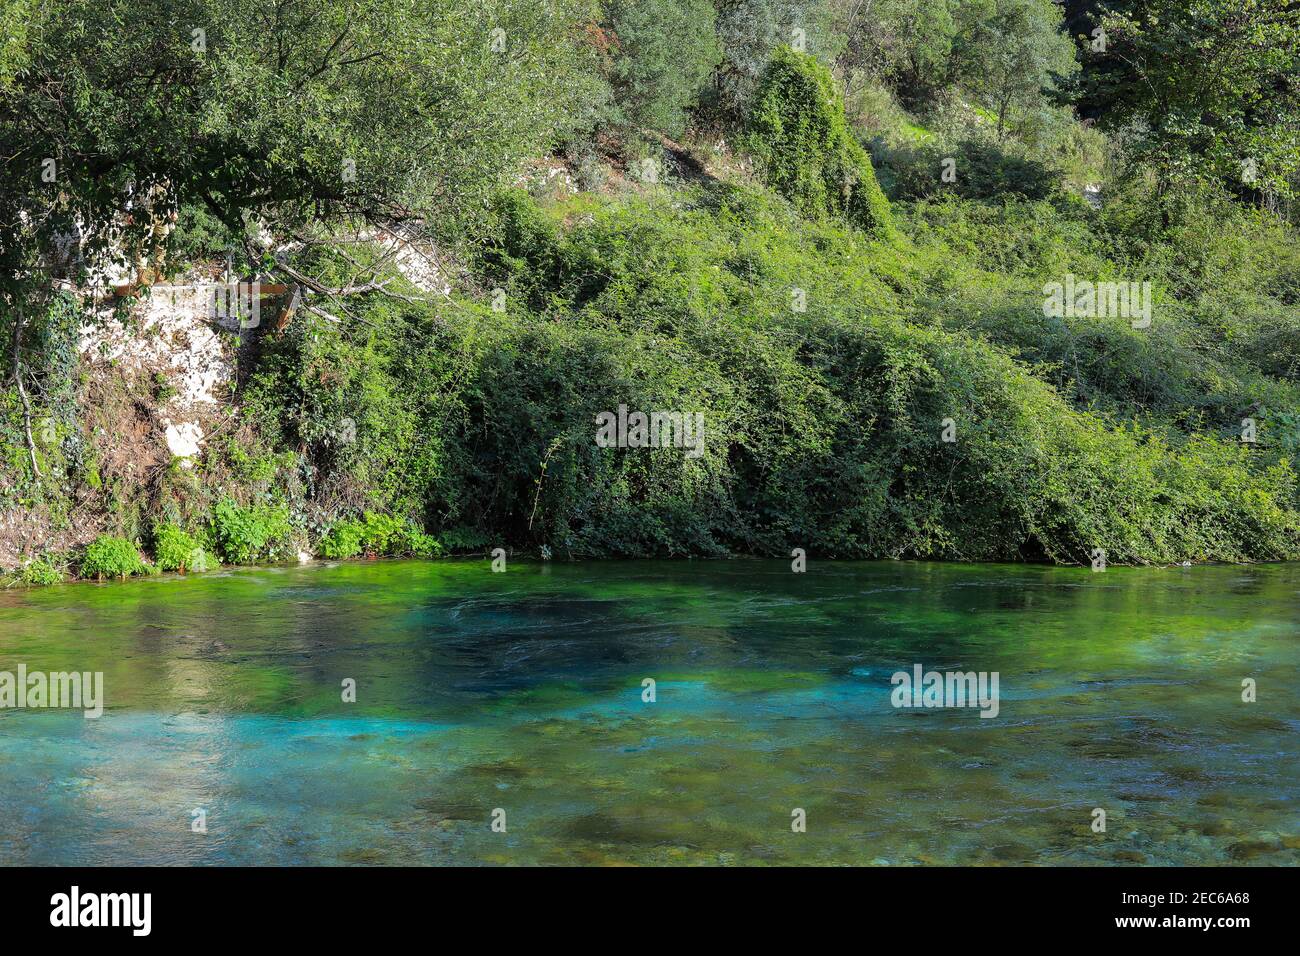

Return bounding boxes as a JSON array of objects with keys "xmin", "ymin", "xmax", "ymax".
[{"xmin": 0, "ymin": 559, "xmax": 1296, "ymax": 865}]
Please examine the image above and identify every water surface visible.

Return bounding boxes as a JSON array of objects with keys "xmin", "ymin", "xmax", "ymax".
[{"xmin": 0, "ymin": 559, "xmax": 1296, "ymax": 865}]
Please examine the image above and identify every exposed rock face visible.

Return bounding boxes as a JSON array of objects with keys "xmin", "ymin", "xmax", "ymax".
[
  {"xmin": 359, "ymin": 228, "xmax": 453, "ymax": 297},
  {"xmin": 79, "ymin": 281, "xmax": 241, "ymax": 475},
  {"xmin": 79, "ymin": 282, "xmax": 233, "ymax": 410},
  {"xmin": 162, "ymin": 419, "xmax": 205, "ymax": 465},
  {"xmin": 0, "ymin": 276, "xmax": 242, "ymax": 569}
]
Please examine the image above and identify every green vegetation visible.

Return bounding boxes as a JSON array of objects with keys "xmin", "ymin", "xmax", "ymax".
[
  {"xmin": 209, "ymin": 499, "xmax": 293, "ymax": 565},
  {"xmin": 81, "ymin": 536, "xmax": 151, "ymax": 580},
  {"xmin": 153, "ymin": 523, "xmax": 219, "ymax": 573},
  {"xmin": 0, "ymin": 0, "xmax": 32, "ymax": 88},
  {"xmin": 1070, "ymin": 0, "xmax": 1300, "ymax": 202},
  {"xmin": 319, "ymin": 513, "xmax": 443, "ymax": 559},
  {"xmin": 877, "ymin": 137, "xmax": 1069, "ymax": 203},
  {"xmin": 602, "ymin": 0, "xmax": 721, "ymax": 139},
  {"xmin": 2, "ymin": 0, "xmax": 1299, "ymax": 581},
  {"xmin": 15, "ymin": 555, "xmax": 65, "ymax": 586},
  {"xmin": 745, "ymin": 47, "xmax": 894, "ymax": 235},
  {"xmin": 229, "ymin": 175, "xmax": 1300, "ymax": 564}
]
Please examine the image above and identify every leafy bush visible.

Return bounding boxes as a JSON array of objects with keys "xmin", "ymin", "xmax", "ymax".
[
  {"xmin": 81, "ymin": 536, "xmax": 149, "ymax": 580},
  {"xmin": 165, "ymin": 203, "xmax": 238, "ymax": 273},
  {"xmin": 16, "ymin": 555, "xmax": 65, "ymax": 586},
  {"xmin": 153, "ymin": 523, "xmax": 219, "ymax": 573},
  {"xmin": 209, "ymin": 499, "xmax": 292, "ymax": 565},
  {"xmin": 403, "ymin": 529, "xmax": 443, "ymax": 558},
  {"xmin": 319, "ymin": 512, "xmax": 442, "ymax": 559},
  {"xmin": 744, "ymin": 46, "xmax": 894, "ymax": 236},
  {"xmin": 318, "ymin": 521, "xmax": 366, "ymax": 560},
  {"xmin": 96, "ymin": 173, "xmax": 1300, "ymax": 567},
  {"xmin": 903, "ymin": 190, "xmax": 1300, "ymax": 429}
]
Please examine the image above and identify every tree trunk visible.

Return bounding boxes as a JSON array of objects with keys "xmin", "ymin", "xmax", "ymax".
[{"xmin": 10, "ymin": 306, "xmax": 43, "ymax": 479}]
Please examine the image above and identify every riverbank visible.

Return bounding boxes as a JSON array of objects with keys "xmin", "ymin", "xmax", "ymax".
[
  {"xmin": 5, "ymin": 53, "xmax": 1300, "ymax": 576},
  {"xmin": 7, "ymin": 177, "xmax": 1300, "ymax": 582}
]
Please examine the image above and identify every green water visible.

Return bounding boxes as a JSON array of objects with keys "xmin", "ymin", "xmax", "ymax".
[{"xmin": 0, "ymin": 559, "xmax": 1296, "ymax": 865}]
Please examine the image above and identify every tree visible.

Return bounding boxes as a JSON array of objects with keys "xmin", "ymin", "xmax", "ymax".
[
  {"xmin": 1072, "ymin": 0, "xmax": 1300, "ymax": 200},
  {"xmin": 0, "ymin": 0, "xmax": 603, "ymax": 291},
  {"xmin": 604, "ymin": 0, "xmax": 721, "ymax": 137},
  {"xmin": 744, "ymin": 46, "xmax": 894, "ymax": 235},
  {"xmin": 955, "ymin": 0, "xmax": 1079, "ymax": 140},
  {"xmin": 849, "ymin": 0, "xmax": 969, "ymax": 110},
  {"xmin": 709, "ymin": 0, "xmax": 835, "ymax": 120}
]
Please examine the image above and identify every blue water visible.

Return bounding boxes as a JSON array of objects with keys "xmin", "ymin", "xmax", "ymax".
[{"xmin": 0, "ymin": 559, "xmax": 1297, "ymax": 865}]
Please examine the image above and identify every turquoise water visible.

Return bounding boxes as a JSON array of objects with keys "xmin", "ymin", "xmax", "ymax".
[{"xmin": 0, "ymin": 559, "xmax": 1296, "ymax": 865}]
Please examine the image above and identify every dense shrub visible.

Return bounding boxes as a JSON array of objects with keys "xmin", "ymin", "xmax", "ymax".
[
  {"xmin": 81, "ymin": 536, "xmax": 149, "ymax": 580},
  {"xmin": 16, "ymin": 555, "xmax": 65, "ymax": 585},
  {"xmin": 319, "ymin": 512, "xmax": 442, "ymax": 559},
  {"xmin": 902, "ymin": 192, "xmax": 1300, "ymax": 427},
  {"xmin": 12, "ymin": 179, "xmax": 1300, "ymax": 574},
  {"xmin": 153, "ymin": 523, "xmax": 218, "ymax": 573},
  {"xmin": 209, "ymin": 499, "xmax": 292, "ymax": 565}
]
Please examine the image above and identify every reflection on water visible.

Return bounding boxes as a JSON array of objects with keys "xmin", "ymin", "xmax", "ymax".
[{"xmin": 0, "ymin": 559, "xmax": 1296, "ymax": 865}]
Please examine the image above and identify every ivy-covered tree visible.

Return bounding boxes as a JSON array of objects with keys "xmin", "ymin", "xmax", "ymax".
[{"xmin": 744, "ymin": 46, "xmax": 894, "ymax": 235}]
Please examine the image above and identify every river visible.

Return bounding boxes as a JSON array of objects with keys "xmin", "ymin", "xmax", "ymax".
[{"xmin": 1, "ymin": 559, "xmax": 1296, "ymax": 865}]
